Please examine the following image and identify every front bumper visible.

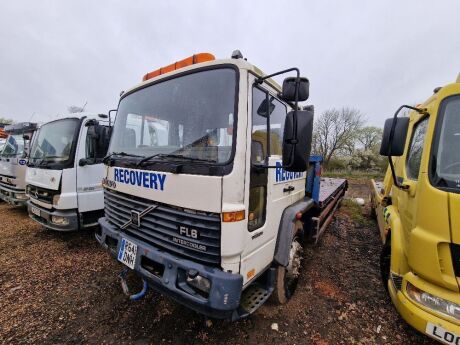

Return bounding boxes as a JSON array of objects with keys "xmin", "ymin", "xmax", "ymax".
[
  {"xmin": 389, "ymin": 278, "xmax": 460, "ymax": 343},
  {"xmin": 97, "ymin": 217, "xmax": 243, "ymax": 319},
  {"xmin": 0, "ymin": 185, "xmax": 28, "ymax": 206},
  {"xmin": 27, "ymin": 200, "xmax": 79, "ymax": 231}
]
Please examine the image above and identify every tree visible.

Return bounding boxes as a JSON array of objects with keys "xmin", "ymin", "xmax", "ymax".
[
  {"xmin": 356, "ymin": 126, "xmax": 383, "ymax": 151},
  {"xmin": 313, "ymin": 107, "xmax": 364, "ymax": 167},
  {"xmin": 0, "ymin": 117, "xmax": 14, "ymax": 125}
]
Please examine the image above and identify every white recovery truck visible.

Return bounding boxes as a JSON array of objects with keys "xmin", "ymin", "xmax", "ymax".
[
  {"xmin": 0, "ymin": 122, "xmax": 39, "ymax": 206},
  {"xmin": 96, "ymin": 52, "xmax": 347, "ymax": 319},
  {"xmin": 26, "ymin": 114, "xmax": 111, "ymax": 231}
]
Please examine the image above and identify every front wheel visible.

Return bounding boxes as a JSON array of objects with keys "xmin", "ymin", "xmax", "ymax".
[
  {"xmin": 380, "ymin": 241, "xmax": 391, "ymax": 292},
  {"xmin": 272, "ymin": 234, "xmax": 304, "ymax": 304}
]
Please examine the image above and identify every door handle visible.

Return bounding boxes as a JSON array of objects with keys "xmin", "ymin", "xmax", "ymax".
[{"xmin": 283, "ymin": 185, "xmax": 295, "ymax": 193}]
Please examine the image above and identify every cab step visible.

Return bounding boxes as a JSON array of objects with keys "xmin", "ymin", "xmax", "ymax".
[
  {"xmin": 231, "ymin": 268, "xmax": 276, "ymax": 321},
  {"xmin": 240, "ymin": 284, "xmax": 272, "ymax": 314}
]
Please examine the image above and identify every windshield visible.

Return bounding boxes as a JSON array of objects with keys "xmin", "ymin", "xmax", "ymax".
[
  {"xmin": 109, "ymin": 68, "xmax": 237, "ymax": 165},
  {"xmin": 30, "ymin": 118, "xmax": 79, "ymax": 163},
  {"xmin": 432, "ymin": 95, "xmax": 460, "ymax": 191},
  {"xmin": 1, "ymin": 134, "xmax": 25, "ymax": 156}
]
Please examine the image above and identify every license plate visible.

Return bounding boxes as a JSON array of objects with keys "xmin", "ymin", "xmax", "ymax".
[
  {"xmin": 117, "ymin": 238, "xmax": 137, "ymax": 269},
  {"xmin": 31, "ymin": 206, "xmax": 41, "ymax": 217},
  {"xmin": 426, "ymin": 323, "xmax": 460, "ymax": 344}
]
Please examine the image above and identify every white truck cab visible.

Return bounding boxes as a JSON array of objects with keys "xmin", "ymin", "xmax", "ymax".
[
  {"xmin": 0, "ymin": 122, "xmax": 39, "ymax": 206},
  {"xmin": 26, "ymin": 114, "xmax": 111, "ymax": 231},
  {"xmin": 96, "ymin": 52, "xmax": 346, "ymax": 319}
]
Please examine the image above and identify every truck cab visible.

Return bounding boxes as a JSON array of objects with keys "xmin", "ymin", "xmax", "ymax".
[
  {"xmin": 26, "ymin": 114, "xmax": 111, "ymax": 231},
  {"xmin": 0, "ymin": 122, "xmax": 38, "ymax": 206},
  {"xmin": 96, "ymin": 52, "xmax": 346, "ymax": 320},
  {"xmin": 371, "ymin": 75, "xmax": 460, "ymax": 343}
]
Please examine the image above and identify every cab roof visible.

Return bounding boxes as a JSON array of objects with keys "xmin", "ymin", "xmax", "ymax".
[{"xmin": 124, "ymin": 55, "xmax": 282, "ymax": 97}]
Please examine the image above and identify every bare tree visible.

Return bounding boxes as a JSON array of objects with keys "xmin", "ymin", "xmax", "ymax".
[{"xmin": 313, "ymin": 107, "xmax": 364, "ymax": 166}]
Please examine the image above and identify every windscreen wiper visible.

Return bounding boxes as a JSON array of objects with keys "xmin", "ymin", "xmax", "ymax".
[
  {"xmin": 137, "ymin": 153, "xmax": 216, "ymax": 167},
  {"xmin": 102, "ymin": 151, "xmax": 143, "ymax": 164}
]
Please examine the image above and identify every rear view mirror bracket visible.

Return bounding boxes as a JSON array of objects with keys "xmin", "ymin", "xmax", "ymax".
[{"xmin": 385, "ymin": 105, "xmax": 428, "ymax": 190}]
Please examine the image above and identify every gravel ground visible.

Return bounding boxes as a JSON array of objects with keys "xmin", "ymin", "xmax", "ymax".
[{"xmin": 0, "ymin": 179, "xmax": 436, "ymax": 344}]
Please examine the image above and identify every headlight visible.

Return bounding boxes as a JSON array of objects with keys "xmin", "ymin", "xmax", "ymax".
[
  {"xmin": 51, "ymin": 215, "xmax": 69, "ymax": 226},
  {"xmin": 15, "ymin": 194, "xmax": 28, "ymax": 200},
  {"xmin": 186, "ymin": 270, "xmax": 211, "ymax": 295},
  {"xmin": 406, "ymin": 282, "xmax": 460, "ymax": 320},
  {"xmin": 53, "ymin": 194, "xmax": 60, "ymax": 205}
]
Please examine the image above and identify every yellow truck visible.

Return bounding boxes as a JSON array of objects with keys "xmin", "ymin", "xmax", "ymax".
[{"xmin": 371, "ymin": 74, "xmax": 460, "ymax": 343}]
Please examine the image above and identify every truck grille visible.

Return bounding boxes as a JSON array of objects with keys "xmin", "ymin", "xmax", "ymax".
[
  {"xmin": 103, "ymin": 188, "xmax": 222, "ymax": 266},
  {"xmin": 27, "ymin": 184, "xmax": 59, "ymax": 204}
]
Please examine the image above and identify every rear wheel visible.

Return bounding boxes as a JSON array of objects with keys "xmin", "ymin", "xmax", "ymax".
[
  {"xmin": 380, "ymin": 240, "xmax": 391, "ymax": 292},
  {"xmin": 272, "ymin": 233, "xmax": 304, "ymax": 304}
]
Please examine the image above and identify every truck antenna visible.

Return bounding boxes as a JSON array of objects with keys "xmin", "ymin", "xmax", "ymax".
[{"xmin": 80, "ymin": 101, "xmax": 88, "ymax": 113}]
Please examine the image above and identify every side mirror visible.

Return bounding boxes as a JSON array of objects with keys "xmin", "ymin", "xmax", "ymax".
[
  {"xmin": 87, "ymin": 124, "xmax": 100, "ymax": 139},
  {"xmin": 281, "ymin": 77, "xmax": 309, "ymax": 102},
  {"xmin": 23, "ymin": 134, "xmax": 30, "ymax": 140},
  {"xmin": 380, "ymin": 117, "xmax": 410, "ymax": 156},
  {"xmin": 257, "ymin": 98, "xmax": 275, "ymax": 117},
  {"xmin": 282, "ymin": 110, "xmax": 314, "ymax": 172},
  {"xmin": 79, "ymin": 158, "xmax": 88, "ymax": 167}
]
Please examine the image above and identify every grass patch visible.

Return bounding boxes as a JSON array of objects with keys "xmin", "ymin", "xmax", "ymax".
[
  {"xmin": 340, "ymin": 199, "xmax": 372, "ymax": 227},
  {"xmin": 323, "ymin": 169, "xmax": 384, "ymax": 180}
]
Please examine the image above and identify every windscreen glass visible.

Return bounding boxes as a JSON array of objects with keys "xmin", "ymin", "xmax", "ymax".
[
  {"xmin": 433, "ymin": 95, "xmax": 460, "ymax": 191},
  {"xmin": 29, "ymin": 118, "xmax": 79, "ymax": 163},
  {"xmin": 1, "ymin": 134, "xmax": 25, "ymax": 156},
  {"xmin": 109, "ymin": 68, "xmax": 237, "ymax": 164}
]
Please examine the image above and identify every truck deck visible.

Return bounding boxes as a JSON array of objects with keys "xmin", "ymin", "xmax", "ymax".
[{"xmin": 318, "ymin": 177, "xmax": 348, "ymax": 209}]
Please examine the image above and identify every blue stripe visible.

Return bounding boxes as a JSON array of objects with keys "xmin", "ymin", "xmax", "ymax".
[{"xmin": 118, "ymin": 238, "xmax": 125, "ymax": 260}]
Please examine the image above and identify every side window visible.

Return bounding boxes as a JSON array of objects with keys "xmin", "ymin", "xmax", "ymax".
[
  {"xmin": 85, "ymin": 132, "xmax": 95, "ymax": 159},
  {"xmin": 85, "ymin": 126, "xmax": 110, "ymax": 160},
  {"xmin": 248, "ymin": 85, "xmax": 287, "ymax": 232},
  {"xmin": 406, "ymin": 117, "xmax": 429, "ymax": 180},
  {"xmin": 251, "ymin": 86, "xmax": 287, "ymax": 163}
]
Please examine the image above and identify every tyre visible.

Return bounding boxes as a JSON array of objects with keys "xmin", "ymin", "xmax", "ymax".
[
  {"xmin": 380, "ymin": 240, "xmax": 391, "ymax": 292},
  {"xmin": 272, "ymin": 233, "xmax": 304, "ymax": 304}
]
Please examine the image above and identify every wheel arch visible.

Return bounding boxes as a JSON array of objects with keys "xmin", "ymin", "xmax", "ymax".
[{"xmin": 273, "ymin": 198, "xmax": 314, "ymax": 267}]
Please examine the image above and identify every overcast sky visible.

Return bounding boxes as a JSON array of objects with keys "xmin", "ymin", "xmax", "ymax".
[{"xmin": 0, "ymin": 0, "xmax": 459, "ymax": 126}]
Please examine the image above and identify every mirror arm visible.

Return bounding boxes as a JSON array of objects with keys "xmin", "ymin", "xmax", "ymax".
[
  {"xmin": 255, "ymin": 67, "xmax": 300, "ymax": 85},
  {"xmin": 388, "ymin": 105, "xmax": 427, "ymax": 190}
]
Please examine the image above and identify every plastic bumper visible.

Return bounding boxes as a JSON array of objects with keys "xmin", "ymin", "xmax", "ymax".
[
  {"xmin": 96, "ymin": 217, "xmax": 243, "ymax": 319},
  {"xmin": 389, "ymin": 280, "xmax": 460, "ymax": 343},
  {"xmin": 27, "ymin": 200, "xmax": 79, "ymax": 231},
  {"xmin": 0, "ymin": 186, "xmax": 28, "ymax": 206}
]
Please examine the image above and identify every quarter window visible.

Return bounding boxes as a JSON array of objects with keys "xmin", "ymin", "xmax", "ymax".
[{"xmin": 406, "ymin": 117, "xmax": 429, "ymax": 180}]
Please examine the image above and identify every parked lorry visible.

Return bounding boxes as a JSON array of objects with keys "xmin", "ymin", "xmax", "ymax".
[
  {"xmin": 26, "ymin": 114, "xmax": 111, "ymax": 231},
  {"xmin": 0, "ymin": 122, "xmax": 39, "ymax": 206},
  {"xmin": 371, "ymin": 74, "xmax": 460, "ymax": 343},
  {"xmin": 96, "ymin": 52, "xmax": 347, "ymax": 319}
]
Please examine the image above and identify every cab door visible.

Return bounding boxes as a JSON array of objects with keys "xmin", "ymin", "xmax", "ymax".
[
  {"xmin": 395, "ymin": 116, "xmax": 429, "ymax": 252},
  {"xmin": 240, "ymin": 79, "xmax": 300, "ymax": 285},
  {"xmin": 76, "ymin": 121, "xmax": 109, "ymax": 215}
]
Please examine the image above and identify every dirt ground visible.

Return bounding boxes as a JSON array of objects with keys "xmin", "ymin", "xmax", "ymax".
[{"xmin": 0, "ymin": 179, "xmax": 436, "ymax": 345}]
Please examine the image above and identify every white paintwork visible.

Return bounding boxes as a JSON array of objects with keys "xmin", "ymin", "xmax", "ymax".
[
  {"xmin": 26, "ymin": 168, "xmax": 62, "ymax": 190},
  {"xmin": 111, "ymin": 65, "xmax": 308, "ymax": 284},
  {"xmin": 105, "ymin": 167, "xmax": 222, "ymax": 213},
  {"xmin": 26, "ymin": 116, "xmax": 106, "ymax": 221},
  {"xmin": 0, "ymin": 131, "xmax": 38, "ymax": 197},
  {"xmin": 74, "ymin": 122, "xmax": 105, "ymax": 213}
]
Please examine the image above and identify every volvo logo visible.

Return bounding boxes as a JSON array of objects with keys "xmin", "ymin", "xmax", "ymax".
[{"xmin": 120, "ymin": 204, "xmax": 158, "ymax": 229}]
